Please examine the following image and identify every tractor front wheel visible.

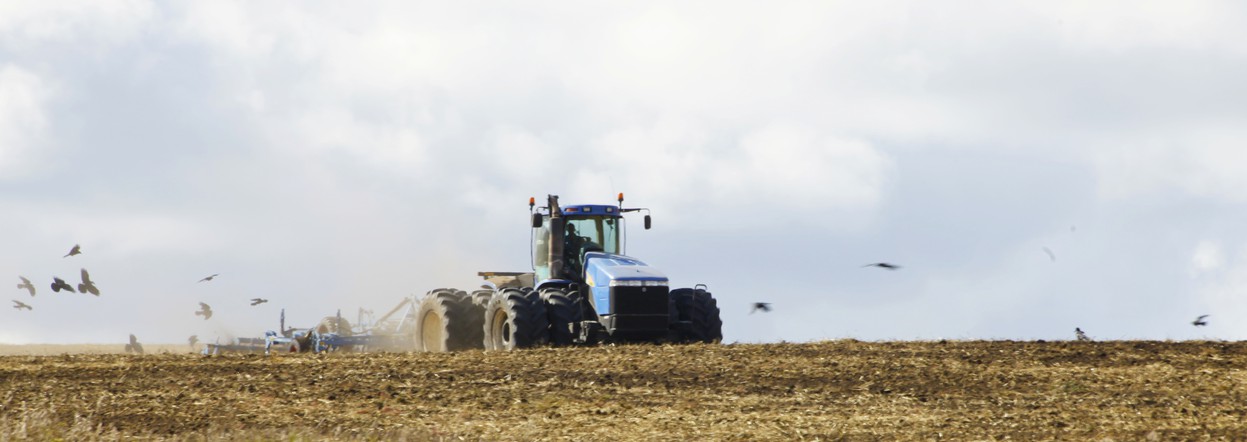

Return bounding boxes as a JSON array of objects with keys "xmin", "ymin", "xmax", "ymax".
[
  {"xmin": 483, "ymin": 288, "xmax": 548, "ymax": 350},
  {"xmin": 670, "ymin": 288, "xmax": 723, "ymax": 343},
  {"xmin": 541, "ymin": 288, "xmax": 584, "ymax": 346}
]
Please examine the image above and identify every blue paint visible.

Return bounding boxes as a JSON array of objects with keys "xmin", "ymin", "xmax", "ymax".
[{"xmin": 583, "ymin": 251, "xmax": 668, "ymax": 315}]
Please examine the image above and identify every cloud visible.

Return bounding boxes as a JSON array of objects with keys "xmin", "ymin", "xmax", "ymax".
[
  {"xmin": 0, "ymin": 0, "xmax": 153, "ymax": 53},
  {"xmin": 1190, "ymin": 240, "xmax": 1224, "ymax": 276},
  {"xmin": 0, "ymin": 65, "xmax": 52, "ymax": 178}
]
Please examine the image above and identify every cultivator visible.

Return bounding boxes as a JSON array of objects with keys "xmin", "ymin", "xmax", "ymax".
[{"xmin": 202, "ymin": 298, "xmax": 421, "ymax": 355}]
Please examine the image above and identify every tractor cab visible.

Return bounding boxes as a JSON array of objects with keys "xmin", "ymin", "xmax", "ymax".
[{"xmin": 531, "ymin": 204, "xmax": 623, "ymax": 282}]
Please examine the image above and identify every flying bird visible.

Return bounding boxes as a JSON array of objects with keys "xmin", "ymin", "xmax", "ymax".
[
  {"xmin": 64, "ymin": 244, "xmax": 81, "ymax": 258},
  {"xmin": 862, "ymin": 262, "xmax": 901, "ymax": 270},
  {"xmin": 12, "ymin": 300, "xmax": 32, "ymax": 311},
  {"xmin": 188, "ymin": 335, "xmax": 199, "ymax": 349},
  {"xmin": 16, "ymin": 276, "xmax": 35, "ymax": 296},
  {"xmin": 250, "ymin": 298, "xmax": 268, "ymax": 306},
  {"xmin": 1075, "ymin": 327, "xmax": 1090, "ymax": 341},
  {"xmin": 198, "ymin": 274, "xmax": 219, "ymax": 283},
  {"xmin": 78, "ymin": 269, "xmax": 100, "ymax": 296},
  {"xmin": 50, "ymin": 277, "xmax": 75, "ymax": 293},
  {"xmin": 125, "ymin": 334, "xmax": 144, "ymax": 355},
  {"xmin": 750, "ymin": 302, "xmax": 772, "ymax": 314},
  {"xmin": 1042, "ymin": 247, "xmax": 1056, "ymax": 262},
  {"xmin": 195, "ymin": 302, "xmax": 213, "ymax": 320},
  {"xmin": 1192, "ymin": 315, "xmax": 1209, "ymax": 327}
]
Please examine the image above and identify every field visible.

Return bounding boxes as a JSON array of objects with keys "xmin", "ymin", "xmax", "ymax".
[{"xmin": 1, "ymin": 340, "xmax": 1246, "ymax": 441}]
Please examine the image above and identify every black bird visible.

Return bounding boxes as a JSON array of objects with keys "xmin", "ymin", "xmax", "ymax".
[
  {"xmin": 78, "ymin": 268, "xmax": 100, "ymax": 296},
  {"xmin": 863, "ymin": 262, "xmax": 901, "ymax": 270},
  {"xmin": 195, "ymin": 302, "xmax": 213, "ymax": 320},
  {"xmin": 64, "ymin": 244, "xmax": 81, "ymax": 258},
  {"xmin": 16, "ymin": 276, "xmax": 35, "ymax": 296},
  {"xmin": 1075, "ymin": 327, "xmax": 1090, "ymax": 341},
  {"xmin": 188, "ymin": 335, "xmax": 199, "ymax": 349},
  {"xmin": 250, "ymin": 298, "xmax": 268, "ymax": 306},
  {"xmin": 50, "ymin": 277, "xmax": 75, "ymax": 293},
  {"xmin": 198, "ymin": 273, "xmax": 219, "ymax": 283},
  {"xmin": 12, "ymin": 300, "xmax": 32, "ymax": 311},
  {"xmin": 750, "ymin": 302, "xmax": 772, "ymax": 314},
  {"xmin": 1042, "ymin": 247, "xmax": 1056, "ymax": 262},
  {"xmin": 125, "ymin": 334, "xmax": 144, "ymax": 355},
  {"xmin": 1192, "ymin": 315, "xmax": 1209, "ymax": 326}
]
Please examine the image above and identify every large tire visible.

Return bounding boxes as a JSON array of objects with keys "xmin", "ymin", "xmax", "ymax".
[
  {"xmin": 470, "ymin": 289, "xmax": 494, "ymax": 308},
  {"xmin": 483, "ymin": 288, "xmax": 548, "ymax": 350},
  {"xmin": 671, "ymin": 288, "xmax": 723, "ymax": 343},
  {"xmin": 541, "ymin": 288, "xmax": 584, "ymax": 346},
  {"xmin": 316, "ymin": 316, "xmax": 352, "ymax": 336},
  {"xmin": 415, "ymin": 289, "xmax": 478, "ymax": 352}
]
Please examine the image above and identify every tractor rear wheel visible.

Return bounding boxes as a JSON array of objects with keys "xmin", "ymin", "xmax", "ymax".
[
  {"xmin": 483, "ymin": 288, "xmax": 548, "ymax": 350},
  {"xmin": 671, "ymin": 288, "xmax": 723, "ymax": 343},
  {"xmin": 415, "ymin": 289, "xmax": 478, "ymax": 352},
  {"xmin": 541, "ymin": 288, "xmax": 584, "ymax": 346}
]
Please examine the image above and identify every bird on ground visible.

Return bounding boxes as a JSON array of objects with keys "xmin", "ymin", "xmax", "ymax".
[
  {"xmin": 195, "ymin": 302, "xmax": 213, "ymax": 320},
  {"xmin": 125, "ymin": 334, "xmax": 144, "ymax": 355},
  {"xmin": 64, "ymin": 244, "xmax": 81, "ymax": 258},
  {"xmin": 50, "ymin": 277, "xmax": 75, "ymax": 293},
  {"xmin": 750, "ymin": 302, "xmax": 772, "ymax": 314},
  {"xmin": 198, "ymin": 274, "xmax": 219, "ymax": 283},
  {"xmin": 1193, "ymin": 315, "xmax": 1209, "ymax": 327},
  {"xmin": 78, "ymin": 268, "xmax": 100, "ymax": 296},
  {"xmin": 12, "ymin": 300, "xmax": 32, "ymax": 311},
  {"xmin": 863, "ymin": 262, "xmax": 901, "ymax": 270},
  {"xmin": 250, "ymin": 298, "xmax": 268, "ymax": 306},
  {"xmin": 1075, "ymin": 327, "xmax": 1090, "ymax": 341},
  {"xmin": 188, "ymin": 335, "xmax": 199, "ymax": 349},
  {"xmin": 16, "ymin": 276, "xmax": 35, "ymax": 296},
  {"xmin": 1042, "ymin": 247, "xmax": 1056, "ymax": 262}
]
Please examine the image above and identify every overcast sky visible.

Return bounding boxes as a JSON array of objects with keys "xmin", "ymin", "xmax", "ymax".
[{"xmin": 3, "ymin": 1, "xmax": 1247, "ymax": 344}]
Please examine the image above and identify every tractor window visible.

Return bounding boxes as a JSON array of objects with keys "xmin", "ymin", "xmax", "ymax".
[
  {"xmin": 532, "ymin": 224, "xmax": 550, "ymax": 281},
  {"xmin": 566, "ymin": 216, "xmax": 620, "ymax": 255}
]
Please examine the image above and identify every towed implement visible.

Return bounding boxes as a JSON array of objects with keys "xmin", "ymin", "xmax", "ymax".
[
  {"xmin": 203, "ymin": 301, "xmax": 421, "ymax": 355},
  {"xmin": 413, "ymin": 194, "xmax": 723, "ymax": 351}
]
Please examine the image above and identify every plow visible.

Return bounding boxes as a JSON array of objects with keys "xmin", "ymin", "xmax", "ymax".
[{"xmin": 205, "ymin": 193, "xmax": 723, "ymax": 355}]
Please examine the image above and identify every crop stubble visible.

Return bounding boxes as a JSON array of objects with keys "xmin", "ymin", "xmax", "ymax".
[{"xmin": 1, "ymin": 340, "xmax": 1245, "ymax": 440}]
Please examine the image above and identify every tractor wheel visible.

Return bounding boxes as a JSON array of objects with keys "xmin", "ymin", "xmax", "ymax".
[
  {"xmin": 458, "ymin": 291, "xmax": 487, "ymax": 350},
  {"xmin": 415, "ymin": 289, "xmax": 478, "ymax": 352},
  {"xmin": 470, "ymin": 289, "xmax": 494, "ymax": 307},
  {"xmin": 671, "ymin": 288, "xmax": 724, "ymax": 343},
  {"xmin": 483, "ymin": 288, "xmax": 548, "ymax": 350},
  {"xmin": 541, "ymin": 288, "xmax": 584, "ymax": 346},
  {"xmin": 316, "ymin": 316, "xmax": 352, "ymax": 335}
]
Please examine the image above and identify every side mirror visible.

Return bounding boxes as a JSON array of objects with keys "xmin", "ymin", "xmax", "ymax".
[
  {"xmin": 531, "ymin": 213, "xmax": 543, "ymax": 228},
  {"xmin": 644, "ymin": 215, "xmax": 652, "ymax": 230}
]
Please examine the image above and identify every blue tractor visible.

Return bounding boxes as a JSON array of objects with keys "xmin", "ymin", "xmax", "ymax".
[{"xmin": 412, "ymin": 194, "xmax": 722, "ymax": 351}]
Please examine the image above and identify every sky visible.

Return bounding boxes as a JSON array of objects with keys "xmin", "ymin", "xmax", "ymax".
[{"xmin": 2, "ymin": 1, "xmax": 1247, "ymax": 344}]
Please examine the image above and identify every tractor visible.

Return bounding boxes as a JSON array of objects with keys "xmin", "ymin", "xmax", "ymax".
[{"xmin": 413, "ymin": 194, "xmax": 723, "ymax": 351}]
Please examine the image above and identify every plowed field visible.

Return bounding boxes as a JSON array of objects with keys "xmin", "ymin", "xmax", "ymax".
[{"xmin": 2, "ymin": 340, "xmax": 1246, "ymax": 441}]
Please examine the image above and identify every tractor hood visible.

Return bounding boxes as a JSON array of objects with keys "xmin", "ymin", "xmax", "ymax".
[
  {"xmin": 583, "ymin": 251, "xmax": 669, "ymax": 316},
  {"xmin": 583, "ymin": 252, "xmax": 668, "ymax": 285}
]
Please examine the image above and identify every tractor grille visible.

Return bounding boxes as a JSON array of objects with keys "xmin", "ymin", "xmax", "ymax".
[
  {"xmin": 610, "ymin": 286, "xmax": 669, "ymax": 316},
  {"xmin": 611, "ymin": 314, "xmax": 670, "ymax": 335}
]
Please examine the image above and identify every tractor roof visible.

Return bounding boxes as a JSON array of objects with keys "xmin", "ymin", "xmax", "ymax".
[{"xmin": 557, "ymin": 204, "xmax": 621, "ymax": 217}]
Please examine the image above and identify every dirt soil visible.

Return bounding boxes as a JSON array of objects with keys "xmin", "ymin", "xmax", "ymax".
[{"xmin": 2, "ymin": 340, "xmax": 1246, "ymax": 441}]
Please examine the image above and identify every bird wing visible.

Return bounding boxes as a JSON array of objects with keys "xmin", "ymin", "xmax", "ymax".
[
  {"xmin": 80, "ymin": 268, "xmax": 91, "ymax": 283},
  {"xmin": 19, "ymin": 276, "xmax": 30, "ymax": 285},
  {"xmin": 1197, "ymin": 314, "xmax": 1209, "ymax": 321}
]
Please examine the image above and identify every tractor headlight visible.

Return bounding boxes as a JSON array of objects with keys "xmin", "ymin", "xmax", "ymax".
[{"xmin": 610, "ymin": 279, "xmax": 668, "ymax": 287}]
